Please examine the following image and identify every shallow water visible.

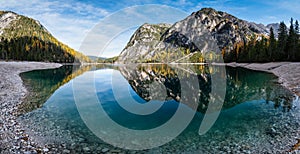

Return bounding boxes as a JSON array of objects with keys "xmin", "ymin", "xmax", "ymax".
[{"xmin": 19, "ymin": 64, "xmax": 299, "ymax": 153}]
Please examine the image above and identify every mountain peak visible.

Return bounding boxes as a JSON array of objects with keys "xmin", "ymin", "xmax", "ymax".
[
  {"xmin": 117, "ymin": 8, "xmax": 270, "ymax": 63},
  {"xmin": 0, "ymin": 11, "xmax": 19, "ymax": 36},
  {"xmin": 0, "ymin": 10, "xmax": 17, "ymax": 16},
  {"xmin": 197, "ymin": 7, "xmax": 218, "ymax": 14}
]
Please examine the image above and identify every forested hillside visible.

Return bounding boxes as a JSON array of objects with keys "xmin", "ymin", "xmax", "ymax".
[
  {"xmin": 0, "ymin": 11, "xmax": 90, "ymax": 63},
  {"xmin": 223, "ymin": 18, "xmax": 300, "ymax": 63}
]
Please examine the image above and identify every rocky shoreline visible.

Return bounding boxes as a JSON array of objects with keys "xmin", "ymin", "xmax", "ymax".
[
  {"xmin": 225, "ymin": 62, "xmax": 300, "ymax": 153},
  {"xmin": 0, "ymin": 61, "xmax": 61, "ymax": 153},
  {"xmin": 1, "ymin": 61, "xmax": 300, "ymax": 153},
  {"xmin": 226, "ymin": 62, "xmax": 300, "ymax": 97}
]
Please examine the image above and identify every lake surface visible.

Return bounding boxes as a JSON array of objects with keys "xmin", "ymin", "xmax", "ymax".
[{"xmin": 19, "ymin": 64, "xmax": 300, "ymax": 153}]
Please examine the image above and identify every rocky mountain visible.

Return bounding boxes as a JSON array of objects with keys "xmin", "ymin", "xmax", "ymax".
[
  {"xmin": 0, "ymin": 11, "xmax": 18, "ymax": 35},
  {"xmin": 0, "ymin": 11, "xmax": 90, "ymax": 63},
  {"xmin": 118, "ymin": 23, "xmax": 171, "ymax": 63},
  {"xmin": 117, "ymin": 8, "xmax": 270, "ymax": 63},
  {"xmin": 267, "ymin": 23, "xmax": 280, "ymax": 37},
  {"xmin": 87, "ymin": 55, "xmax": 101, "ymax": 61}
]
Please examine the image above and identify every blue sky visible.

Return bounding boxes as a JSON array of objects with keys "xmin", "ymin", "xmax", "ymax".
[{"xmin": 0, "ymin": 0, "xmax": 299, "ymax": 57}]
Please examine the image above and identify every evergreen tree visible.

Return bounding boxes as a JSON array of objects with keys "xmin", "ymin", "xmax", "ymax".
[
  {"xmin": 269, "ymin": 27, "xmax": 277, "ymax": 61},
  {"xmin": 295, "ymin": 20, "xmax": 300, "ymax": 60},
  {"xmin": 222, "ymin": 19, "xmax": 300, "ymax": 63},
  {"xmin": 277, "ymin": 22, "xmax": 288, "ymax": 60},
  {"xmin": 287, "ymin": 18, "xmax": 297, "ymax": 61},
  {"xmin": 296, "ymin": 20, "xmax": 299, "ymax": 34},
  {"xmin": 248, "ymin": 35, "xmax": 257, "ymax": 61},
  {"xmin": 259, "ymin": 36, "xmax": 268, "ymax": 62}
]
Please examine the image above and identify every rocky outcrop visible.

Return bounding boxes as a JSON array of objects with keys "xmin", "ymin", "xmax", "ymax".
[
  {"xmin": 117, "ymin": 8, "xmax": 271, "ymax": 63},
  {"xmin": 0, "ymin": 11, "xmax": 19, "ymax": 36},
  {"xmin": 161, "ymin": 8, "xmax": 268, "ymax": 53},
  {"xmin": 117, "ymin": 23, "xmax": 171, "ymax": 63}
]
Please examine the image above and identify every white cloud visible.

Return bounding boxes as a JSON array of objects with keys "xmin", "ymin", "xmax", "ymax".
[{"xmin": 79, "ymin": 5, "xmax": 188, "ymax": 57}]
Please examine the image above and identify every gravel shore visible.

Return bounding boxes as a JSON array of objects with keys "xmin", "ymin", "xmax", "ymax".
[{"xmin": 0, "ymin": 61, "xmax": 61, "ymax": 153}]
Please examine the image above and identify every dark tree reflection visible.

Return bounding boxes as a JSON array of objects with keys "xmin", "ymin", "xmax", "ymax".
[{"xmin": 119, "ymin": 64, "xmax": 295, "ymax": 113}]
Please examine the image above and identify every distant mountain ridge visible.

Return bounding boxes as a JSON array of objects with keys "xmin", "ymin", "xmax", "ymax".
[
  {"xmin": 117, "ymin": 8, "xmax": 274, "ymax": 63},
  {"xmin": 87, "ymin": 55, "xmax": 105, "ymax": 61},
  {"xmin": 266, "ymin": 23, "xmax": 280, "ymax": 37},
  {"xmin": 0, "ymin": 11, "xmax": 90, "ymax": 63}
]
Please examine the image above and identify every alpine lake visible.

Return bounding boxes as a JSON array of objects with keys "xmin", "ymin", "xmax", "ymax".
[{"xmin": 18, "ymin": 64, "xmax": 300, "ymax": 153}]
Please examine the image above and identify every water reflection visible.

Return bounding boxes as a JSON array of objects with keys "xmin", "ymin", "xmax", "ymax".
[
  {"xmin": 19, "ymin": 65, "xmax": 92, "ymax": 114},
  {"xmin": 118, "ymin": 64, "xmax": 294, "ymax": 113},
  {"xmin": 225, "ymin": 67, "xmax": 294, "ymax": 112},
  {"xmin": 20, "ymin": 64, "xmax": 295, "ymax": 115},
  {"xmin": 18, "ymin": 64, "xmax": 299, "ymax": 153}
]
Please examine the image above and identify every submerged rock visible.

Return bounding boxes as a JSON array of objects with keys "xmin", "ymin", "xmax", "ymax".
[{"xmin": 101, "ymin": 148, "xmax": 109, "ymax": 153}]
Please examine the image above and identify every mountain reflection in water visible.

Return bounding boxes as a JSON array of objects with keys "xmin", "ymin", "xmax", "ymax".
[{"xmin": 118, "ymin": 64, "xmax": 294, "ymax": 113}]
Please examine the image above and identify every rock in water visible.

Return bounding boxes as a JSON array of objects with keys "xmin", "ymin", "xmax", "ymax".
[
  {"xmin": 101, "ymin": 148, "xmax": 109, "ymax": 153},
  {"xmin": 83, "ymin": 147, "xmax": 90, "ymax": 152},
  {"xmin": 43, "ymin": 148, "xmax": 49, "ymax": 152}
]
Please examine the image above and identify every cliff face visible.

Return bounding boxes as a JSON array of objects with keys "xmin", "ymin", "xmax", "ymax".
[
  {"xmin": 0, "ymin": 11, "xmax": 19, "ymax": 36},
  {"xmin": 117, "ymin": 8, "xmax": 270, "ymax": 63},
  {"xmin": 0, "ymin": 11, "xmax": 90, "ymax": 63},
  {"xmin": 118, "ymin": 23, "xmax": 171, "ymax": 63}
]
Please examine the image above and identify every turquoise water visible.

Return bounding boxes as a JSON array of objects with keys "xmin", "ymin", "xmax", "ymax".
[{"xmin": 19, "ymin": 64, "xmax": 299, "ymax": 153}]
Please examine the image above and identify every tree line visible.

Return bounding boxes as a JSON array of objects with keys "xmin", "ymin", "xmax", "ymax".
[
  {"xmin": 223, "ymin": 18, "xmax": 300, "ymax": 63},
  {"xmin": 0, "ymin": 36, "xmax": 76, "ymax": 63}
]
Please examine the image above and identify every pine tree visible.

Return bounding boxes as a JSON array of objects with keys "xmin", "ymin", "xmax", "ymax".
[
  {"xmin": 296, "ymin": 20, "xmax": 299, "ymax": 34},
  {"xmin": 287, "ymin": 18, "xmax": 297, "ymax": 61},
  {"xmin": 295, "ymin": 20, "xmax": 300, "ymax": 61},
  {"xmin": 259, "ymin": 36, "xmax": 268, "ymax": 62},
  {"xmin": 248, "ymin": 35, "xmax": 257, "ymax": 62},
  {"xmin": 277, "ymin": 22, "xmax": 288, "ymax": 61},
  {"xmin": 269, "ymin": 27, "xmax": 277, "ymax": 61}
]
